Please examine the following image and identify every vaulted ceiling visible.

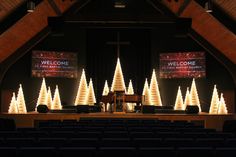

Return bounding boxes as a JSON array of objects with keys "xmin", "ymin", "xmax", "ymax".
[{"xmin": 0, "ymin": 0, "xmax": 235, "ymax": 65}]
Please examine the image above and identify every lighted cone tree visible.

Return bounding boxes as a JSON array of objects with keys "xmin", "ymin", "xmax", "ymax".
[
  {"xmin": 174, "ymin": 86, "xmax": 184, "ymax": 110},
  {"xmin": 16, "ymin": 84, "xmax": 27, "ymax": 113},
  {"xmin": 8, "ymin": 92, "xmax": 18, "ymax": 114},
  {"xmin": 111, "ymin": 58, "xmax": 126, "ymax": 92},
  {"xmin": 190, "ymin": 78, "xmax": 201, "ymax": 112},
  {"xmin": 184, "ymin": 87, "xmax": 191, "ymax": 109},
  {"xmin": 46, "ymin": 87, "xmax": 53, "ymax": 109},
  {"xmin": 52, "ymin": 85, "xmax": 62, "ymax": 110},
  {"xmin": 218, "ymin": 93, "xmax": 228, "ymax": 114},
  {"xmin": 209, "ymin": 85, "xmax": 220, "ymax": 114},
  {"xmin": 126, "ymin": 80, "xmax": 135, "ymax": 111},
  {"xmin": 36, "ymin": 78, "xmax": 47, "ymax": 108},
  {"xmin": 149, "ymin": 69, "xmax": 162, "ymax": 106},
  {"xmin": 102, "ymin": 80, "xmax": 110, "ymax": 111},
  {"xmin": 74, "ymin": 69, "xmax": 88, "ymax": 105},
  {"xmin": 102, "ymin": 80, "xmax": 110, "ymax": 96},
  {"xmin": 86, "ymin": 79, "xmax": 96, "ymax": 105},
  {"xmin": 142, "ymin": 78, "xmax": 151, "ymax": 105}
]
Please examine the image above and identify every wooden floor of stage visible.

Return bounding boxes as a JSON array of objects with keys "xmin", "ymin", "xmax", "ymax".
[{"xmin": 0, "ymin": 112, "xmax": 236, "ymax": 131}]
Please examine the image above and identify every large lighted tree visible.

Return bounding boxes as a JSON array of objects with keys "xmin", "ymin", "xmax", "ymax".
[
  {"xmin": 36, "ymin": 78, "xmax": 47, "ymax": 108},
  {"xmin": 102, "ymin": 80, "xmax": 110, "ymax": 111},
  {"xmin": 218, "ymin": 93, "xmax": 228, "ymax": 114},
  {"xmin": 16, "ymin": 84, "xmax": 27, "ymax": 113},
  {"xmin": 86, "ymin": 78, "xmax": 96, "ymax": 105},
  {"xmin": 142, "ymin": 78, "xmax": 151, "ymax": 105},
  {"xmin": 8, "ymin": 92, "xmax": 18, "ymax": 114},
  {"xmin": 190, "ymin": 78, "xmax": 201, "ymax": 112},
  {"xmin": 126, "ymin": 80, "xmax": 135, "ymax": 111},
  {"xmin": 74, "ymin": 69, "xmax": 88, "ymax": 105},
  {"xmin": 149, "ymin": 69, "xmax": 162, "ymax": 106},
  {"xmin": 174, "ymin": 86, "xmax": 184, "ymax": 110},
  {"xmin": 46, "ymin": 87, "xmax": 53, "ymax": 109},
  {"xmin": 52, "ymin": 85, "xmax": 62, "ymax": 109},
  {"xmin": 209, "ymin": 85, "xmax": 219, "ymax": 114},
  {"xmin": 111, "ymin": 58, "xmax": 126, "ymax": 92}
]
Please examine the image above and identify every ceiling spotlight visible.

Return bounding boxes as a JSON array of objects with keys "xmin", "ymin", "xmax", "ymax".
[
  {"xmin": 114, "ymin": 1, "xmax": 126, "ymax": 9},
  {"xmin": 205, "ymin": 1, "xmax": 212, "ymax": 13},
  {"xmin": 27, "ymin": 1, "xmax": 35, "ymax": 13}
]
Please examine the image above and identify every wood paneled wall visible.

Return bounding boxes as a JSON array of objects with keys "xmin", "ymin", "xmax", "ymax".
[
  {"xmin": 0, "ymin": 0, "xmax": 76, "ymax": 63},
  {"xmin": 213, "ymin": 0, "xmax": 236, "ymax": 21},
  {"xmin": 0, "ymin": 0, "xmax": 26, "ymax": 21}
]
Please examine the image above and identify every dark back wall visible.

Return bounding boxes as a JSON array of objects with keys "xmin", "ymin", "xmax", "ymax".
[
  {"xmin": 1, "ymin": 28, "xmax": 86, "ymax": 112},
  {"xmin": 1, "ymin": 28, "xmax": 235, "ymax": 112}
]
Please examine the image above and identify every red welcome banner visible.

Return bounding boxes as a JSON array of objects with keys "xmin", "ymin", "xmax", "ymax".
[
  {"xmin": 160, "ymin": 52, "xmax": 205, "ymax": 78},
  {"xmin": 32, "ymin": 51, "xmax": 78, "ymax": 78}
]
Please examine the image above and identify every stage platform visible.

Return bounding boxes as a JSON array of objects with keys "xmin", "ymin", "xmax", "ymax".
[{"xmin": 1, "ymin": 112, "xmax": 236, "ymax": 131}]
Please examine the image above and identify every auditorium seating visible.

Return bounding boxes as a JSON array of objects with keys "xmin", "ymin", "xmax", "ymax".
[{"xmin": 0, "ymin": 118, "xmax": 236, "ymax": 156}]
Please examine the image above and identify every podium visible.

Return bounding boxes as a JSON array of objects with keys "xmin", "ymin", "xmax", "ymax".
[
  {"xmin": 113, "ymin": 91, "xmax": 126, "ymax": 113},
  {"xmin": 101, "ymin": 91, "xmax": 142, "ymax": 113}
]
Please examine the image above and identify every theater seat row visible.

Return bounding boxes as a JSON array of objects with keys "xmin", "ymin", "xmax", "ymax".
[{"xmin": 0, "ymin": 146, "xmax": 236, "ymax": 157}]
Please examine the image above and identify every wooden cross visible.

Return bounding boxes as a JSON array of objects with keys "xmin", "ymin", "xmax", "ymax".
[{"xmin": 106, "ymin": 32, "xmax": 130, "ymax": 57}]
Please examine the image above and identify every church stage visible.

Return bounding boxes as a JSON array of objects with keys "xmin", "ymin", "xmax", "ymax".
[{"xmin": 0, "ymin": 112, "xmax": 235, "ymax": 131}]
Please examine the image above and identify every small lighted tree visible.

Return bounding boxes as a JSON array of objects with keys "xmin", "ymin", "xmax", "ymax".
[
  {"xmin": 86, "ymin": 78, "xmax": 96, "ymax": 105},
  {"xmin": 174, "ymin": 86, "xmax": 184, "ymax": 110},
  {"xmin": 52, "ymin": 85, "xmax": 62, "ymax": 109},
  {"xmin": 142, "ymin": 78, "xmax": 151, "ymax": 105},
  {"xmin": 190, "ymin": 78, "xmax": 201, "ymax": 112},
  {"xmin": 218, "ymin": 93, "xmax": 228, "ymax": 114},
  {"xmin": 102, "ymin": 80, "xmax": 110, "ymax": 111},
  {"xmin": 46, "ymin": 87, "xmax": 53, "ymax": 109},
  {"xmin": 149, "ymin": 69, "xmax": 162, "ymax": 106},
  {"xmin": 209, "ymin": 85, "xmax": 220, "ymax": 114},
  {"xmin": 102, "ymin": 80, "xmax": 110, "ymax": 96},
  {"xmin": 36, "ymin": 78, "xmax": 47, "ymax": 108},
  {"xmin": 184, "ymin": 87, "xmax": 191, "ymax": 109},
  {"xmin": 16, "ymin": 84, "xmax": 27, "ymax": 113},
  {"xmin": 126, "ymin": 80, "xmax": 135, "ymax": 112},
  {"xmin": 8, "ymin": 92, "xmax": 18, "ymax": 114},
  {"xmin": 74, "ymin": 69, "xmax": 88, "ymax": 105},
  {"xmin": 111, "ymin": 58, "xmax": 126, "ymax": 92}
]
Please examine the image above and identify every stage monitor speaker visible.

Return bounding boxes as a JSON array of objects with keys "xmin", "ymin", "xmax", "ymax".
[
  {"xmin": 142, "ymin": 105, "xmax": 155, "ymax": 114},
  {"xmin": 37, "ymin": 105, "xmax": 49, "ymax": 113},
  {"xmin": 185, "ymin": 105, "xmax": 199, "ymax": 114},
  {"xmin": 76, "ymin": 105, "xmax": 89, "ymax": 113},
  {"xmin": 89, "ymin": 105, "xmax": 101, "ymax": 113},
  {"xmin": 161, "ymin": 105, "xmax": 174, "ymax": 110}
]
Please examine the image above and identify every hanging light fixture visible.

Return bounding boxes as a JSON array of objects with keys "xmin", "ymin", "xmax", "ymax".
[
  {"xmin": 27, "ymin": 0, "xmax": 35, "ymax": 13},
  {"xmin": 205, "ymin": 0, "xmax": 212, "ymax": 13}
]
